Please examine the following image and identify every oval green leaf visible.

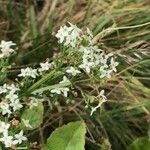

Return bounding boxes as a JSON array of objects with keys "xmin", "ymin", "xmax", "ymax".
[
  {"xmin": 21, "ymin": 102, "xmax": 44, "ymax": 130},
  {"xmin": 43, "ymin": 121, "xmax": 86, "ymax": 150}
]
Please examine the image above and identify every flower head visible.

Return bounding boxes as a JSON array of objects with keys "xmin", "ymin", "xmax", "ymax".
[
  {"xmin": 22, "ymin": 119, "xmax": 32, "ymax": 129},
  {"xmin": 14, "ymin": 130, "xmax": 27, "ymax": 145},
  {"xmin": 0, "ymin": 132, "xmax": 14, "ymax": 148},
  {"xmin": 10, "ymin": 99, "xmax": 23, "ymax": 112},
  {"xmin": 55, "ymin": 23, "xmax": 81, "ymax": 47},
  {"xmin": 0, "ymin": 40, "xmax": 16, "ymax": 58},
  {"xmin": 18, "ymin": 67, "xmax": 38, "ymax": 78},
  {"xmin": 39, "ymin": 61, "xmax": 53, "ymax": 72},
  {"xmin": 0, "ymin": 121, "xmax": 10, "ymax": 134},
  {"xmin": 0, "ymin": 102, "xmax": 11, "ymax": 115}
]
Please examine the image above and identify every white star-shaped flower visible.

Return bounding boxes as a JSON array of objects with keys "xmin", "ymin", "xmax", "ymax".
[
  {"xmin": 0, "ymin": 121, "xmax": 10, "ymax": 134},
  {"xmin": 0, "ymin": 132, "xmax": 14, "ymax": 148},
  {"xmin": 18, "ymin": 67, "xmax": 38, "ymax": 78},
  {"xmin": 0, "ymin": 84, "xmax": 7, "ymax": 94},
  {"xmin": 22, "ymin": 119, "xmax": 32, "ymax": 128},
  {"xmin": 10, "ymin": 99, "xmax": 23, "ymax": 111},
  {"xmin": 0, "ymin": 102, "xmax": 11, "ymax": 115},
  {"xmin": 7, "ymin": 84, "xmax": 20, "ymax": 93},
  {"xmin": 5, "ymin": 92, "xmax": 18, "ymax": 102},
  {"xmin": 39, "ymin": 61, "xmax": 53, "ymax": 72},
  {"xmin": 0, "ymin": 40, "xmax": 16, "ymax": 58},
  {"xmin": 14, "ymin": 130, "xmax": 27, "ymax": 145}
]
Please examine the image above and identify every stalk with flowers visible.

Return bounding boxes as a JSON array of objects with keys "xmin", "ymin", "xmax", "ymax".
[{"xmin": 0, "ymin": 22, "xmax": 119, "ymax": 149}]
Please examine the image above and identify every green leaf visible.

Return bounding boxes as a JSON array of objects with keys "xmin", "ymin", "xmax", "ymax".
[
  {"xmin": 128, "ymin": 137, "xmax": 150, "ymax": 150},
  {"xmin": 21, "ymin": 102, "xmax": 44, "ymax": 130},
  {"xmin": 30, "ymin": 5, "xmax": 38, "ymax": 39},
  {"xmin": 25, "ymin": 70, "xmax": 64, "ymax": 94},
  {"xmin": 33, "ymin": 81, "xmax": 71, "ymax": 94},
  {"xmin": 43, "ymin": 121, "xmax": 86, "ymax": 150}
]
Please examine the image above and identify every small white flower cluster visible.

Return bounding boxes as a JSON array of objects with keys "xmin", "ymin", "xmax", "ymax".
[
  {"xmin": 79, "ymin": 46, "xmax": 102, "ymax": 73},
  {"xmin": 0, "ymin": 83, "xmax": 30, "ymax": 148},
  {"xmin": 79, "ymin": 46, "xmax": 119, "ymax": 78},
  {"xmin": 0, "ymin": 39, "xmax": 78, "ymax": 148},
  {"xmin": 0, "ymin": 84, "xmax": 22, "ymax": 116},
  {"xmin": 56, "ymin": 22, "xmax": 81, "ymax": 47},
  {"xmin": 0, "ymin": 121, "xmax": 27, "ymax": 148},
  {"xmin": 0, "ymin": 40, "xmax": 16, "ymax": 58},
  {"xmin": 55, "ymin": 23, "xmax": 119, "ymax": 79},
  {"xmin": 18, "ymin": 61, "xmax": 54, "ymax": 79}
]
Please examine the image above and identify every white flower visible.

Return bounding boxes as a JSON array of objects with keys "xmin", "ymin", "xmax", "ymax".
[
  {"xmin": 110, "ymin": 57, "xmax": 119, "ymax": 72},
  {"xmin": 22, "ymin": 119, "xmax": 32, "ymax": 128},
  {"xmin": 68, "ymin": 22, "xmax": 81, "ymax": 37},
  {"xmin": 99, "ymin": 57, "xmax": 108, "ymax": 67},
  {"xmin": 10, "ymin": 99, "xmax": 23, "ymax": 111},
  {"xmin": 0, "ymin": 132, "xmax": 14, "ymax": 148},
  {"xmin": 0, "ymin": 40, "xmax": 16, "ymax": 58},
  {"xmin": 0, "ymin": 84, "xmax": 19, "ymax": 95},
  {"xmin": 14, "ymin": 130, "xmax": 27, "ymax": 145},
  {"xmin": 0, "ymin": 121, "xmax": 10, "ymax": 134},
  {"xmin": 0, "ymin": 84, "xmax": 7, "ymax": 94},
  {"xmin": 61, "ymin": 87, "xmax": 69, "ymax": 97},
  {"xmin": 79, "ymin": 46, "xmax": 102, "ymax": 73},
  {"xmin": 0, "ymin": 102, "xmax": 11, "ymax": 115},
  {"xmin": 66, "ymin": 67, "xmax": 81, "ymax": 76},
  {"xmin": 18, "ymin": 67, "xmax": 38, "ymax": 78},
  {"xmin": 55, "ymin": 23, "xmax": 81, "ymax": 47},
  {"xmin": 78, "ymin": 45, "xmax": 118, "ymax": 78},
  {"xmin": 100, "ymin": 67, "xmax": 113, "ymax": 78},
  {"xmin": 39, "ymin": 61, "xmax": 53, "ymax": 72},
  {"xmin": 51, "ymin": 87, "xmax": 69, "ymax": 97},
  {"xmin": 5, "ymin": 92, "xmax": 18, "ymax": 102},
  {"xmin": 56, "ymin": 25, "xmax": 72, "ymax": 43},
  {"xmin": 6, "ymin": 84, "xmax": 20, "ymax": 93},
  {"xmin": 51, "ymin": 88, "xmax": 61, "ymax": 95},
  {"xmin": 79, "ymin": 61, "xmax": 95, "ymax": 73},
  {"xmin": 53, "ymin": 76, "xmax": 70, "ymax": 96},
  {"xmin": 59, "ymin": 76, "xmax": 70, "ymax": 84}
]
